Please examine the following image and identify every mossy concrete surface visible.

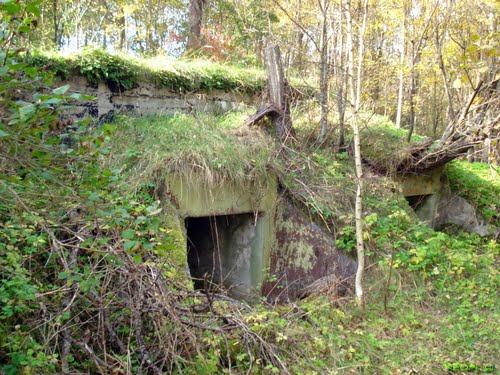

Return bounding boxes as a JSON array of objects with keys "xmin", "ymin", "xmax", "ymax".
[
  {"xmin": 62, "ymin": 76, "xmax": 255, "ymax": 122},
  {"xmin": 262, "ymin": 199, "xmax": 357, "ymax": 303},
  {"xmin": 164, "ymin": 173, "xmax": 277, "ymax": 218},
  {"xmin": 396, "ymin": 167, "xmax": 444, "ymax": 197}
]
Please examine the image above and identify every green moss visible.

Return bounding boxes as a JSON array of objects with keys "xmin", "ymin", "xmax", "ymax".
[
  {"xmin": 159, "ymin": 201, "xmax": 188, "ymax": 269},
  {"xmin": 446, "ymin": 161, "xmax": 500, "ymax": 226}
]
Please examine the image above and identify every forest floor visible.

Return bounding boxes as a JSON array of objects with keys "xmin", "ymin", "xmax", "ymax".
[
  {"xmin": 2, "ymin": 104, "xmax": 498, "ymax": 374},
  {"xmin": 104, "ymin": 111, "xmax": 499, "ymax": 374}
]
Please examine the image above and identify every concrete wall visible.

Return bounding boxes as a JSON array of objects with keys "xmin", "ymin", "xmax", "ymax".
[
  {"xmin": 397, "ymin": 168, "xmax": 494, "ymax": 236},
  {"xmin": 396, "ymin": 167, "xmax": 444, "ymax": 197},
  {"xmin": 262, "ymin": 199, "xmax": 357, "ymax": 303},
  {"xmin": 163, "ymin": 172, "xmax": 277, "ymax": 300},
  {"xmin": 63, "ymin": 76, "xmax": 256, "ymax": 122},
  {"xmin": 161, "ymin": 172, "xmax": 357, "ymax": 301}
]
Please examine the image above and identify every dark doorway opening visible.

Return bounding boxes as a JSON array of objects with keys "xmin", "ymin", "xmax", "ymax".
[
  {"xmin": 185, "ymin": 213, "xmax": 261, "ymax": 298},
  {"xmin": 405, "ymin": 194, "xmax": 431, "ymax": 211}
]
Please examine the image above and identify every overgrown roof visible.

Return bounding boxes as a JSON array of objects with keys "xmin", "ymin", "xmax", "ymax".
[
  {"xmin": 359, "ymin": 117, "xmax": 429, "ymax": 174},
  {"xmin": 106, "ymin": 112, "xmax": 275, "ymax": 187},
  {"xmin": 446, "ymin": 161, "xmax": 500, "ymax": 226},
  {"xmin": 28, "ymin": 49, "xmax": 316, "ymax": 96}
]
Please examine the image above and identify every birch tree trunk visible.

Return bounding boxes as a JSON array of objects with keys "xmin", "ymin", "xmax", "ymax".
[
  {"xmin": 435, "ymin": 28, "xmax": 456, "ymax": 123},
  {"xmin": 346, "ymin": 0, "xmax": 367, "ymax": 310},
  {"xmin": 318, "ymin": 0, "xmax": 330, "ymax": 145},
  {"xmin": 334, "ymin": 0, "xmax": 347, "ymax": 149},
  {"xmin": 395, "ymin": 6, "xmax": 406, "ymax": 129}
]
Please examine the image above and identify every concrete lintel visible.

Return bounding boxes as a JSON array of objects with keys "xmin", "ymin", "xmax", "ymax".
[
  {"xmin": 397, "ymin": 167, "xmax": 444, "ymax": 197},
  {"xmin": 165, "ymin": 173, "xmax": 278, "ymax": 218}
]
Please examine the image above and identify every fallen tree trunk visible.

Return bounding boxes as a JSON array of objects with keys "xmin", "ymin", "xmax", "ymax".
[
  {"xmin": 370, "ymin": 79, "xmax": 499, "ymax": 175},
  {"xmin": 244, "ymin": 104, "xmax": 283, "ymax": 128}
]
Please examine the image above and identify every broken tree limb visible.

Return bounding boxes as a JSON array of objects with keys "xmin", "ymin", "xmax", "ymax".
[
  {"xmin": 262, "ymin": 44, "xmax": 295, "ymax": 142},
  {"xmin": 244, "ymin": 104, "xmax": 283, "ymax": 128},
  {"xmin": 365, "ymin": 78, "xmax": 499, "ymax": 175}
]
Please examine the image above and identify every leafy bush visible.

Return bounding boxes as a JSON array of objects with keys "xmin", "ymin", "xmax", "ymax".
[
  {"xmin": 338, "ymin": 195, "xmax": 499, "ymax": 314},
  {"xmin": 74, "ymin": 48, "xmax": 138, "ymax": 91},
  {"xmin": 26, "ymin": 50, "xmax": 70, "ymax": 79}
]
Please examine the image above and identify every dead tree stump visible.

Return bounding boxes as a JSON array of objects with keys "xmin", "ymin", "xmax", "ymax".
[{"xmin": 263, "ymin": 45, "xmax": 294, "ymax": 142}]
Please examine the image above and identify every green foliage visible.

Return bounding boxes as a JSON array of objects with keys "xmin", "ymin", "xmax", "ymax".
[
  {"xmin": 26, "ymin": 50, "xmax": 70, "ymax": 79},
  {"xmin": 28, "ymin": 49, "xmax": 319, "ymax": 96},
  {"xmin": 28, "ymin": 49, "xmax": 269, "ymax": 94},
  {"xmin": 1, "ymin": 4, "xmax": 184, "ymax": 372},
  {"xmin": 74, "ymin": 48, "xmax": 138, "ymax": 90},
  {"xmin": 446, "ymin": 161, "xmax": 500, "ymax": 226},
  {"xmin": 337, "ymin": 194, "xmax": 499, "ymax": 314}
]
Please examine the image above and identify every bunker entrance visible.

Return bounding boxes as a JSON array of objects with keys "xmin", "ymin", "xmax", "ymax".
[
  {"xmin": 405, "ymin": 194, "xmax": 432, "ymax": 211},
  {"xmin": 185, "ymin": 213, "xmax": 264, "ymax": 299}
]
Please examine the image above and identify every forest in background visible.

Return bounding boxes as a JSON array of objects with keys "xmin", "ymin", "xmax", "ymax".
[
  {"xmin": 1, "ymin": 0, "xmax": 499, "ymax": 374},
  {"xmin": 24, "ymin": 0, "xmax": 499, "ymax": 147}
]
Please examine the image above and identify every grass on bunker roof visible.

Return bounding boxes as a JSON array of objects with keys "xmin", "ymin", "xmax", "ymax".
[{"xmin": 105, "ymin": 111, "xmax": 276, "ymax": 188}]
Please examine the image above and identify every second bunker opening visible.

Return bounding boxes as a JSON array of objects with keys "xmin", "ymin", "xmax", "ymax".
[{"xmin": 185, "ymin": 213, "xmax": 265, "ymax": 299}]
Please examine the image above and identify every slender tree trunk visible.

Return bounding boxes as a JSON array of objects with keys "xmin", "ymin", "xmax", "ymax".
[
  {"xmin": 346, "ymin": 0, "xmax": 366, "ymax": 310},
  {"xmin": 294, "ymin": 0, "xmax": 303, "ymax": 70},
  {"xmin": 318, "ymin": 0, "xmax": 330, "ymax": 144},
  {"xmin": 187, "ymin": 0, "xmax": 207, "ymax": 51},
  {"xmin": 335, "ymin": 0, "xmax": 346, "ymax": 149},
  {"xmin": 395, "ymin": 7, "xmax": 406, "ymax": 129},
  {"xmin": 53, "ymin": 0, "xmax": 59, "ymax": 47},
  {"xmin": 406, "ymin": 41, "xmax": 417, "ymax": 142},
  {"xmin": 432, "ymin": 77, "xmax": 438, "ymax": 138},
  {"xmin": 355, "ymin": 0, "xmax": 368, "ymax": 110},
  {"xmin": 435, "ymin": 28, "xmax": 456, "ymax": 123},
  {"xmin": 118, "ymin": 7, "xmax": 127, "ymax": 50}
]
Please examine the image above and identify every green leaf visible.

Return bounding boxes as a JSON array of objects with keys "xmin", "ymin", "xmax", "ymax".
[
  {"xmin": 1, "ymin": 1, "xmax": 22, "ymax": 14},
  {"xmin": 124, "ymin": 240, "xmax": 137, "ymax": 251},
  {"xmin": 52, "ymin": 84, "xmax": 70, "ymax": 95},
  {"xmin": 133, "ymin": 254, "xmax": 142, "ymax": 264},
  {"xmin": 19, "ymin": 104, "xmax": 35, "ymax": 122},
  {"xmin": 121, "ymin": 229, "xmax": 135, "ymax": 240},
  {"xmin": 26, "ymin": 1, "xmax": 41, "ymax": 16}
]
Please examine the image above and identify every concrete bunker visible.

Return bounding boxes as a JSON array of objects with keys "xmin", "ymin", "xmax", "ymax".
[
  {"xmin": 398, "ymin": 169, "xmax": 493, "ymax": 236},
  {"xmin": 163, "ymin": 172, "xmax": 357, "ymax": 302},
  {"xmin": 186, "ymin": 213, "xmax": 265, "ymax": 299}
]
